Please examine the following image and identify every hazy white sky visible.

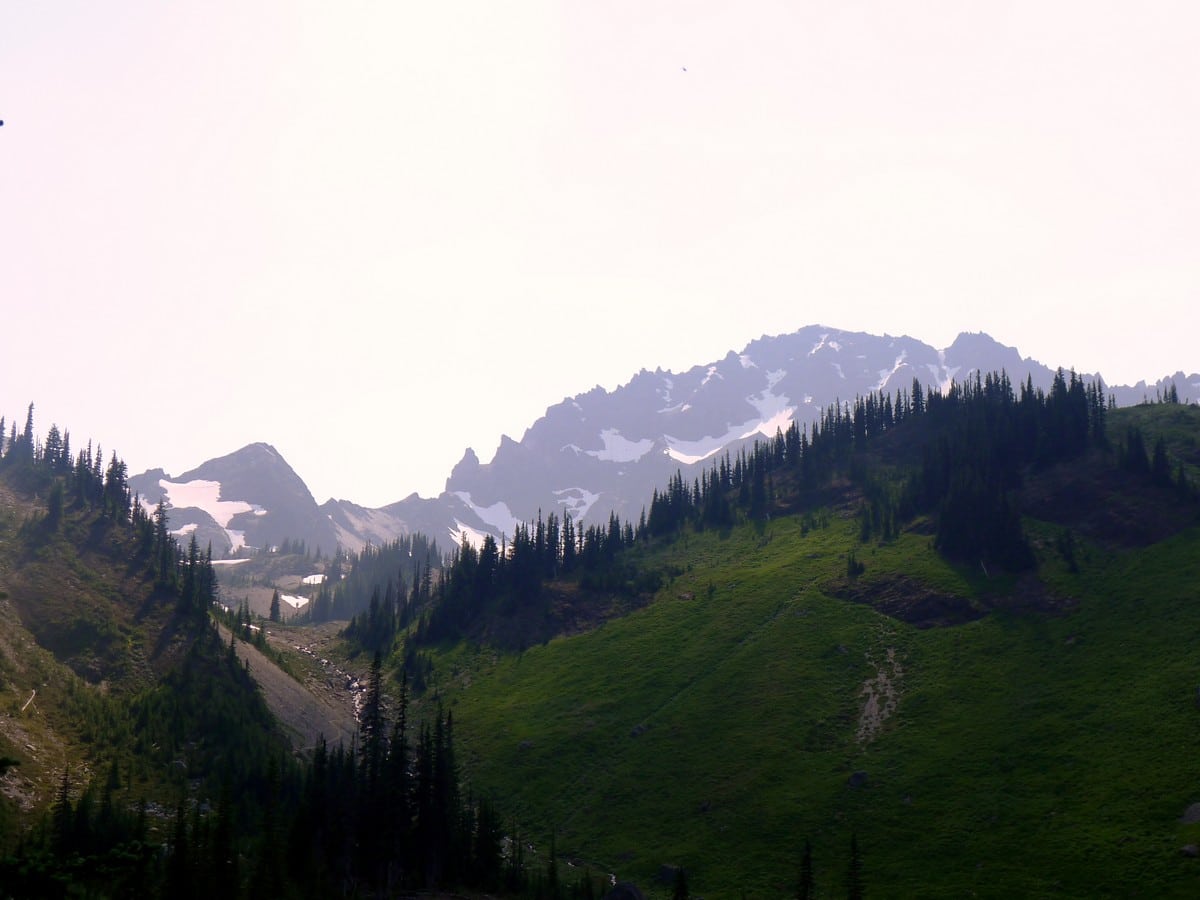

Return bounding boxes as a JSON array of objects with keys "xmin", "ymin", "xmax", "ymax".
[{"xmin": 2, "ymin": 1, "xmax": 1197, "ymax": 506}]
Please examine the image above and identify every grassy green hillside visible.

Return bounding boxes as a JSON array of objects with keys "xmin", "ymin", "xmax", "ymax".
[{"xmin": 415, "ymin": 404, "xmax": 1200, "ymax": 898}]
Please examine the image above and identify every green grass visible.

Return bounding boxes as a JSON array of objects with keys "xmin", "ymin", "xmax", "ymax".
[{"xmin": 417, "ymin": 506, "xmax": 1200, "ymax": 898}]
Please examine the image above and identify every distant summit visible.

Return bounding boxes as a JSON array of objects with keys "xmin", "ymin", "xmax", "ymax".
[
  {"xmin": 129, "ymin": 442, "xmax": 337, "ymax": 558},
  {"xmin": 133, "ymin": 326, "xmax": 1198, "ymax": 554}
]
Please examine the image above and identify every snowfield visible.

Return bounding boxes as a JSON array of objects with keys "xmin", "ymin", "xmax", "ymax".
[
  {"xmin": 586, "ymin": 428, "xmax": 654, "ymax": 463},
  {"xmin": 142, "ymin": 478, "xmax": 269, "ymax": 554},
  {"xmin": 451, "ymin": 492, "xmax": 520, "ymax": 539}
]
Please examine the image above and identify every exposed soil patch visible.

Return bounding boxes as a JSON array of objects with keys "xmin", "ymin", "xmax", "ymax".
[
  {"xmin": 857, "ymin": 647, "xmax": 903, "ymax": 745},
  {"xmin": 830, "ymin": 575, "xmax": 984, "ymax": 628}
]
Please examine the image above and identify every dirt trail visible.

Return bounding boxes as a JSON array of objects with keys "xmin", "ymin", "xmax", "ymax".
[
  {"xmin": 856, "ymin": 647, "xmax": 903, "ymax": 745},
  {"xmin": 218, "ymin": 626, "xmax": 357, "ymax": 752}
]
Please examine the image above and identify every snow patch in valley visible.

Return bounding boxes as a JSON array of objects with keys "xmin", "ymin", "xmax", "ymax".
[
  {"xmin": 586, "ymin": 428, "xmax": 654, "ymax": 463},
  {"xmin": 302, "ymin": 574, "xmax": 326, "ymax": 585},
  {"xmin": 227, "ymin": 530, "xmax": 247, "ymax": 553},
  {"xmin": 280, "ymin": 593, "xmax": 309, "ymax": 610},
  {"xmin": 211, "ymin": 558, "xmax": 250, "ymax": 566},
  {"xmin": 553, "ymin": 487, "xmax": 601, "ymax": 521}
]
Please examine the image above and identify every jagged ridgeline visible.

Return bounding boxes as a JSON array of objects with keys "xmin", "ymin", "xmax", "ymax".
[
  {"xmin": 376, "ymin": 369, "xmax": 1158, "ymax": 652},
  {"xmin": 0, "ymin": 406, "xmax": 523, "ymax": 898},
  {"xmin": 333, "ymin": 372, "xmax": 1200, "ymax": 897}
]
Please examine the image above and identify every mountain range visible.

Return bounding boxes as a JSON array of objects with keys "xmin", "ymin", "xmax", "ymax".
[{"xmin": 131, "ymin": 325, "xmax": 1199, "ymax": 556}]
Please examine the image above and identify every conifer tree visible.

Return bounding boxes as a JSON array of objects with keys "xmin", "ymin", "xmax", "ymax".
[
  {"xmin": 672, "ymin": 865, "xmax": 690, "ymax": 900},
  {"xmin": 847, "ymin": 833, "xmax": 864, "ymax": 900},
  {"xmin": 798, "ymin": 838, "xmax": 814, "ymax": 900}
]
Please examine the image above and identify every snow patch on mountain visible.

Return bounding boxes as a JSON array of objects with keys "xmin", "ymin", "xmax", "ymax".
[
  {"xmin": 449, "ymin": 520, "xmax": 493, "ymax": 550},
  {"xmin": 664, "ymin": 435, "xmax": 727, "ymax": 465},
  {"xmin": 553, "ymin": 487, "xmax": 601, "ymax": 521},
  {"xmin": 747, "ymin": 387, "xmax": 795, "ymax": 433},
  {"xmin": 933, "ymin": 350, "xmax": 961, "ymax": 393},
  {"xmin": 832, "ymin": 362, "xmax": 846, "ymax": 380},
  {"xmin": 739, "ymin": 354, "xmax": 756, "ymax": 369},
  {"xmin": 451, "ymin": 492, "xmax": 520, "ymax": 539},
  {"xmin": 159, "ymin": 479, "xmax": 259, "ymax": 526},
  {"xmin": 146, "ymin": 478, "xmax": 268, "ymax": 552},
  {"xmin": 809, "ymin": 333, "xmax": 830, "ymax": 356},
  {"xmin": 875, "ymin": 352, "xmax": 908, "ymax": 392},
  {"xmin": 666, "ymin": 385, "xmax": 796, "ymax": 464},
  {"xmin": 586, "ymin": 429, "xmax": 655, "ymax": 463},
  {"xmin": 701, "ymin": 365, "xmax": 722, "ymax": 387}
]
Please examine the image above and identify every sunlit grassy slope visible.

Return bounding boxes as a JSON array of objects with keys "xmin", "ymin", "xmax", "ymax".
[{"xmin": 421, "ymin": 407, "xmax": 1200, "ymax": 898}]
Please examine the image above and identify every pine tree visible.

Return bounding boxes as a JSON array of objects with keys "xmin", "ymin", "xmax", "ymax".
[
  {"xmin": 847, "ymin": 832, "xmax": 864, "ymax": 900},
  {"xmin": 269, "ymin": 589, "xmax": 281, "ymax": 623},
  {"xmin": 360, "ymin": 651, "xmax": 386, "ymax": 787},
  {"xmin": 798, "ymin": 838, "xmax": 814, "ymax": 900},
  {"xmin": 672, "ymin": 865, "xmax": 690, "ymax": 900}
]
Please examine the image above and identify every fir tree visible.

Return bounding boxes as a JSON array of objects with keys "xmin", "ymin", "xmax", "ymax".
[
  {"xmin": 672, "ymin": 865, "xmax": 690, "ymax": 900},
  {"xmin": 847, "ymin": 832, "xmax": 864, "ymax": 900},
  {"xmin": 798, "ymin": 838, "xmax": 814, "ymax": 900}
]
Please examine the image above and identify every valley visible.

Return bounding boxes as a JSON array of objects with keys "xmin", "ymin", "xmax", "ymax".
[{"xmin": 1, "ymin": 335, "xmax": 1199, "ymax": 897}]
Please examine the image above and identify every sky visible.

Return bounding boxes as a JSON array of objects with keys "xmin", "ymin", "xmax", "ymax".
[{"xmin": 1, "ymin": 1, "xmax": 1197, "ymax": 507}]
